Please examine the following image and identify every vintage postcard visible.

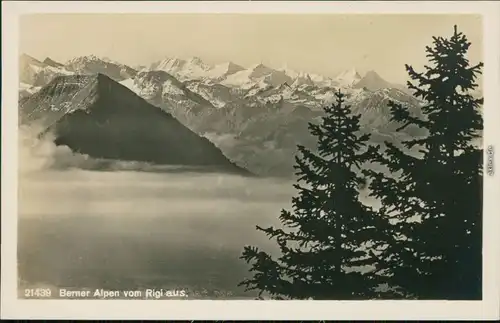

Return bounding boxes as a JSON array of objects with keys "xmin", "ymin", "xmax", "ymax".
[{"xmin": 2, "ymin": 0, "xmax": 500, "ymax": 320}]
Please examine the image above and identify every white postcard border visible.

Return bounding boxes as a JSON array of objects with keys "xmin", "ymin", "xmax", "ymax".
[{"xmin": 2, "ymin": 1, "xmax": 499, "ymax": 320}]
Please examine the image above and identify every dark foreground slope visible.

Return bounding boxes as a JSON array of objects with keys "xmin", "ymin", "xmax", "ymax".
[{"xmin": 19, "ymin": 73, "xmax": 250, "ymax": 175}]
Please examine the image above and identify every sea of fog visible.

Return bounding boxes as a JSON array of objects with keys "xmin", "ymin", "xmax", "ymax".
[
  {"xmin": 17, "ymin": 126, "xmax": 297, "ymax": 299},
  {"xmin": 18, "ymin": 169, "xmax": 297, "ymax": 299},
  {"xmin": 17, "ymin": 126, "xmax": 380, "ymax": 299}
]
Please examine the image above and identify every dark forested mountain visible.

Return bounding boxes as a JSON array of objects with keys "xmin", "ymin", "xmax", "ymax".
[{"xmin": 19, "ymin": 73, "xmax": 249, "ymax": 175}]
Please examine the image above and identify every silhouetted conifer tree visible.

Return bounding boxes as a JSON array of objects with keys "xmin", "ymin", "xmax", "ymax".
[
  {"xmin": 239, "ymin": 90, "xmax": 386, "ymax": 300},
  {"xmin": 365, "ymin": 25, "xmax": 483, "ymax": 299}
]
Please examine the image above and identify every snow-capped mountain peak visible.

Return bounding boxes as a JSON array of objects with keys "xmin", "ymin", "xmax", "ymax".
[
  {"xmin": 150, "ymin": 56, "xmax": 212, "ymax": 81},
  {"xmin": 354, "ymin": 70, "xmax": 395, "ymax": 91},
  {"xmin": 19, "ymin": 53, "xmax": 45, "ymax": 68},
  {"xmin": 187, "ymin": 56, "xmax": 207, "ymax": 66},
  {"xmin": 152, "ymin": 57, "xmax": 186, "ymax": 70},
  {"xmin": 204, "ymin": 61, "xmax": 245, "ymax": 80},
  {"xmin": 19, "ymin": 53, "xmax": 74, "ymax": 88},
  {"xmin": 43, "ymin": 57, "xmax": 65, "ymax": 68},
  {"xmin": 276, "ymin": 65, "xmax": 338, "ymax": 89},
  {"xmin": 339, "ymin": 67, "xmax": 361, "ymax": 77},
  {"xmin": 276, "ymin": 63, "xmax": 302, "ymax": 78},
  {"xmin": 63, "ymin": 55, "xmax": 137, "ymax": 82},
  {"xmin": 220, "ymin": 61, "xmax": 244, "ymax": 73},
  {"xmin": 291, "ymin": 72, "xmax": 315, "ymax": 88},
  {"xmin": 101, "ymin": 56, "xmax": 124, "ymax": 65},
  {"xmin": 335, "ymin": 67, "xmax": 362, "ymax": 86},
  {"xmin": 66, "ymin": 54, "xmax": 104, "ymax": 65},
  {"xmin": 248, "ymin": 63, "xmax": 274, "ymax": 77},
  {"xmin": 65, "ymin": 55, "xmax": 124, "ymax": 71}
]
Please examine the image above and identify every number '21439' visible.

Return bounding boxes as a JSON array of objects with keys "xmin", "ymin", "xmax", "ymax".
[{"xmin": 24, "ymin": 288, "xmax": 52, "ymax": 298}]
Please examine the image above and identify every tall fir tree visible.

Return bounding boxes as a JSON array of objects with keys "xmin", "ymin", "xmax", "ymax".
[
  {"xmin": 365, "ymin": 25, "xmax": 483, "ymax": 299},
  {"xmin": 239, "ymin": 90, "xmax": 387, "ymax": 300}
]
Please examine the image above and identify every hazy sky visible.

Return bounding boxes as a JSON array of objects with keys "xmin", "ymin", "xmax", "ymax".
[{"xmin": 19, "ymin": 14, "xmax": 482, "ymax": 83}]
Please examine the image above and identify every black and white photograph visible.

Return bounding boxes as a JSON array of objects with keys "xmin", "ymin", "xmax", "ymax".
[{"xmin": 2, "ymin": 1, "xmax": 500, "ymax": 321}]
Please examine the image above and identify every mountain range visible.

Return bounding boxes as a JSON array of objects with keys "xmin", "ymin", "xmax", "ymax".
[{"xmin": 19, "ymin": 53, "xmax": 430, "ymax": 177}]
